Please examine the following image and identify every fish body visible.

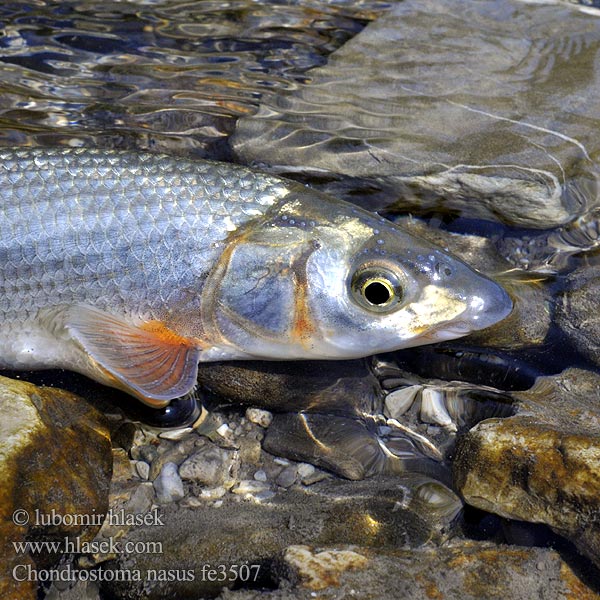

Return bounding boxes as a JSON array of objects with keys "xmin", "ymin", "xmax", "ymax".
[{"xmin": 0, "ymin": 147, "xmax": 512, "ymax": 406}]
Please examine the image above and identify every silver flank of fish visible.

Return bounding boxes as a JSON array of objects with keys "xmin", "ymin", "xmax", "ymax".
[{"xmin": 0, "ymin": 147, "xmax": 512, "ymax": 406}]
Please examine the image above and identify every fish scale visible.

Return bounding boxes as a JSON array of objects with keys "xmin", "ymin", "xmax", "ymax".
[
  {"xmin": 0, "ymin": 146, "xmax": 288, "ymax": 321},
  {"xmin": 0, "ymin": 146, "xmax": 512, "ymax": 406}
]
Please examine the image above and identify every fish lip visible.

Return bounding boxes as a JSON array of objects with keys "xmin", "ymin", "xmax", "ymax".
[{"xmin": 428, "ymin": 279, "xmax": 513, "ymax": 341}]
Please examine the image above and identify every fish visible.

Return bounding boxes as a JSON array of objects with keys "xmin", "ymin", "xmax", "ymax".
[{"xmin": 0, "ymin": 147, "xmax": 512, "ymax": 407}]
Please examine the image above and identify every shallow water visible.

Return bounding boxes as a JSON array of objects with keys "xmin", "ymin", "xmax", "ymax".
[{"xmin": 0, "ymin": 0, "xmax": 384, "ymax": 157}]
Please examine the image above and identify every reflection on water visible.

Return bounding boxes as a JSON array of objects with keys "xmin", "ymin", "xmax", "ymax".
[
  {"xmin": 233, "ymin": 0, "xmax": 600, "ymax": 272},
  {"xmin": 0, "ymin": 0, "xmax": 386, "ymax": 157}
]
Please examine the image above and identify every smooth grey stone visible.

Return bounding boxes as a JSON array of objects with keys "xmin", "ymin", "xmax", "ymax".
[
  {"xmin": 234, "ymin": 0, "xmax": 600, "ymax": 230},
  {"xmin": 153, "ymin": 462, "xmax": 185, "ymax": 504}
]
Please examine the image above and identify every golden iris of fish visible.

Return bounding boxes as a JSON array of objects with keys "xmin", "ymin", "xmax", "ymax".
[{"xmin": 0, "ymin": 147, "xmax": 512, "ymax": 406}]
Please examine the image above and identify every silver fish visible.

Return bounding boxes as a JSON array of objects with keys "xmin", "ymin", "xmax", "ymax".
[{"xmin": 0, "ymin": 147, "xmax": 512, "ymax": 406}]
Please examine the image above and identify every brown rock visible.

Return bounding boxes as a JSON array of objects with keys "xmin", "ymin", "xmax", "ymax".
[
  {"xmin": 0, "ymin": 377, "xmax": 112, "ymax": 600},
  {"xmin": 218, "ymin": 541, "xmax": 599, "ymax": 600},
  {"xmin": 282, "ymin": 545, "xmax": 368, "ymax": 590},
  {"xmin": 454, "ymin": 369, "xmax": 600, "ymax": 568}
]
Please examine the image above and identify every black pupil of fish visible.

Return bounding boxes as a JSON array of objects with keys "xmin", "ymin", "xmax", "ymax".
[{"xmin": 364, "ymin": 281, "xmax": 392, "ymax": 305}]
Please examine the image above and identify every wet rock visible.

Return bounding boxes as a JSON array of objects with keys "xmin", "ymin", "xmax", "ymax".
[
  {"xmin": 556, "ymin": 265, "xmax": 600, "ymax": 367},
  {"xmin": 263, "ymin": 413, "xmax": 389, "ymax": 480},
  {"xmin": 134, "ymin": 460, "xmax": 150, "ymax": 481},
  {"xmin": 198, "ymin": 359, "xmax": 380, "ymax": 416},
  {"xmin": 263, "ymin": 412, "xmax": 448, "ymax": 481},
  {"xmin": 98, "ymin": 475, "xmax": 459, "ymax": 599},
  {"xmin": 153, "ymin": 463, "xmax": 184, "ymax": 504},
  {"xmin": 454, "ymin": 368, "xmax": 600, "ymax": 568},
  {"xmin": 282, "ymin": 545, "xmax": 368, "ymax": 591},
  {"xmin": 275, "ymin": 466, "xmax": 298, "ymax": 489},
  {"xmin": 125, "ymin": 483, "xmax": 155, "ymax": 516},
  {"xmin": 219, "ymin": 542, "xmax": 598, "ymax": 600},
  {"xmin": 0, "ymin": 376, "xmax": 111, "ymax": 600},
  {"xmin": 147, "ymin": 436, "xmax": 197, "ymax": 481},
  {"xmin": 245, "ymin": 408, "xmax": 273, "ymax": 428},
  {"xmin": 179, "ymin": 445, "xmax": 235, "ymax": 487},
  {"xmin": 233, "ymin": 0, "xmax": 599, "ymax": 229}
]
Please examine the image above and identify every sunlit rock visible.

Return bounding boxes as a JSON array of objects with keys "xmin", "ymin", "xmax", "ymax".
[
  {"xmin": 234, "ymin": 0, "xmax": 600, "ymax": 229},
  {"xmin": 454, "ymin": 369, "xmax": 600, "ymax": 568},
  {"xmin": 0, "ymin": 377, "xmax": 111, "ymax": 600}
]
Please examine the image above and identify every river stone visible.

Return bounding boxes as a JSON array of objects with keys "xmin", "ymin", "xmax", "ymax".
[
  {"xmin": 97, "ymin": 475, "xmax": 460, "ymax": 599},
  {"xmin": 179, "ymin": 445, "xmax": 234, "ymax": 487},
  {"xmin": 233, "ymin": 0, "xmax": 600, "ymax": 229},
  {"xmin": 556, "ymin": 265, "xmax": 600, "ymax": 367},
  {"xmin": 0, "ymin": 376, "xmax": 112, "ymax": 600},
  {"xmin": 153, "ymin": 462, "xmax": 185, "ymax": 504},
  {"xmin": 217, "ymin": 542, "xmax": 597, "ymax": 600},
  {"xmin": 198, "ymin": 358, "xmax": 380, "ymax": 416},
  {"xmin": 454, "ymin": 368, "xmax": 600, "ymax": 568}
]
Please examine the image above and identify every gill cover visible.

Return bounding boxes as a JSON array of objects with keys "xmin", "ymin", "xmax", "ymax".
[{"xmin": 201, "ymin": 223, "xmax": 321, "ymax": 355}]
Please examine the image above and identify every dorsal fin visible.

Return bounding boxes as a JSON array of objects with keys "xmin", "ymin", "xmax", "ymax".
[{"xmin": 63, "ymin": 305, "xmax": 200, "ymax": 406}]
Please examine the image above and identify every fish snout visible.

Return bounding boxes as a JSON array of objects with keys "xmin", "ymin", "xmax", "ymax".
[{"xmin": 457, "ymin": 275, "xmax": 513, "ymax": 334}]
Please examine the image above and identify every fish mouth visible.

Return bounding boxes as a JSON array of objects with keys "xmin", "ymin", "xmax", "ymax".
[{"xmin": 424, "ymin": 279, "xmax": 513, "ymax": 343}]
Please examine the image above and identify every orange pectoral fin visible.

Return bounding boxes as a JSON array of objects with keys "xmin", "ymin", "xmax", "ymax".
[{"xmin": 64, "ymin": 305, "xmax": 201, "ymax": 406}]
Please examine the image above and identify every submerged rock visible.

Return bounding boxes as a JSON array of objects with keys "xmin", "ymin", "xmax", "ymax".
[
  {"xmin": 198, "ymin": 359, "xmax": 380, "ymax": 416},
  {"xmin": 0, "ymin": 377, "xmax": 112, "ymax": 600},
  {"xmin": 556, "ymin": 265, "xmax": 600, "ymax": 368},
  {"xmin": 454, "ymin": 368, "xmax": 600, "ymax": 568},
  {"xmin": 233, "ymin": 0, "xmax": 600, "ymax": 229},
  {"xmin": 219, "ymin": 541, "xmax": 597, "ymax": 600},
  {"xmin": 97, "ymin": 475, "xmax": 459, "ymax": 599}
]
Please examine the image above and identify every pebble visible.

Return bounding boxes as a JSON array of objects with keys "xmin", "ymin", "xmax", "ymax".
[
  {"xmin": 199, "ymin": 486, "xmax": 227, "ymax": 500},
  {"xmin": 153, "ymin": 462, "xmax": 185, "ymax": 504},
  {"xmin": 245, "ymin": 407, "xmax": 273, "ymax": 428},
  {"xmin": 254, "ymin": 469, "xmax": 268, "ymax": 482},
  {"xmin": 217, "ymin": 423, "xmax": 233, "ymax": 437},
  {"xmin": 297, "ymin": 463, "xmax": 315, "ymax": 480},
  {"xmin": 180, "ymin": 496, "xmax": 204, "ymax": 508},
  {"xmin": 133, "ymin": 444, "xmax": 159, "ymax": 464},
  {"xmin": 238, "ymin": 436, "xmax": 262, "ymax": 466},
  {"xmin": 135, "ymin": 460, "xmax": 150, "ymax": 481},
  {"xmin": 148, "ymin": 437, "xmax": 197, "ymax": 481},
  {"xmin": 125, "ymin": 482, "xmax": 155, "ymax": 515},
  {"xmin": 276, "ymin": 465, "xmax": 298, "ymax": 488},
  {"xmin": 179, "ymin": 445, "xmax": 233, "ymax": 487},
  {"xmin": 232, "ymin": 479, "xmax": 271, "ymax": 497},
  {"xmin": 254, "ymin": 490, "xmax": 277, "ymax": 503}
]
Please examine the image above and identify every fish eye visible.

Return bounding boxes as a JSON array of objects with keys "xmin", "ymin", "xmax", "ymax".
[{"xmin": 350, "ymin": 266, "xmax": 404, "ymax": 312}]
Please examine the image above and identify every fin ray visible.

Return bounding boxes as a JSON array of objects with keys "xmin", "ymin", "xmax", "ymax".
[{"xmin": 63, "ymin": 304, "xmax": 200, "ymax": 403}]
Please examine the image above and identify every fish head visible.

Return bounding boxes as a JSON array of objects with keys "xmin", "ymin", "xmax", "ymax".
[{"xmin": 201, "ymin": 189, "xmax": 513, "ymax": 360}]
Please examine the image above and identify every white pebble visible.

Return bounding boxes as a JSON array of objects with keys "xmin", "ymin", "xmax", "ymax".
[
  {"xmin": 199, "ymin": 486, "xmax": 227, "ymax": 499},
  {"xmin": 135, "ymin": 460, "xmax": 150, "ymax": 481},
  {"xmin": 232, "ymin": 480, "xmax": 270, "ymax": 496},
  {"xmin": 384, "ymin": 385, "xmax": 422, "ymax": 419},
  {"xmin": 245, "ymin": 408, "xmax": 273, "ymax": 428},
  {"xmin": 297, "ymin": 463, "xmax": 315, "ymax": 480},
  {"xmin": 153, "ymin": 462, "xmax": 185, "ymax": 504},
  {"xmin": 217, "ymin": 423, "xmax": 233, "ymax": 438},
  {"xmin": 254, "ymin": 469, "xmax": 268, "ymax": 482}
]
